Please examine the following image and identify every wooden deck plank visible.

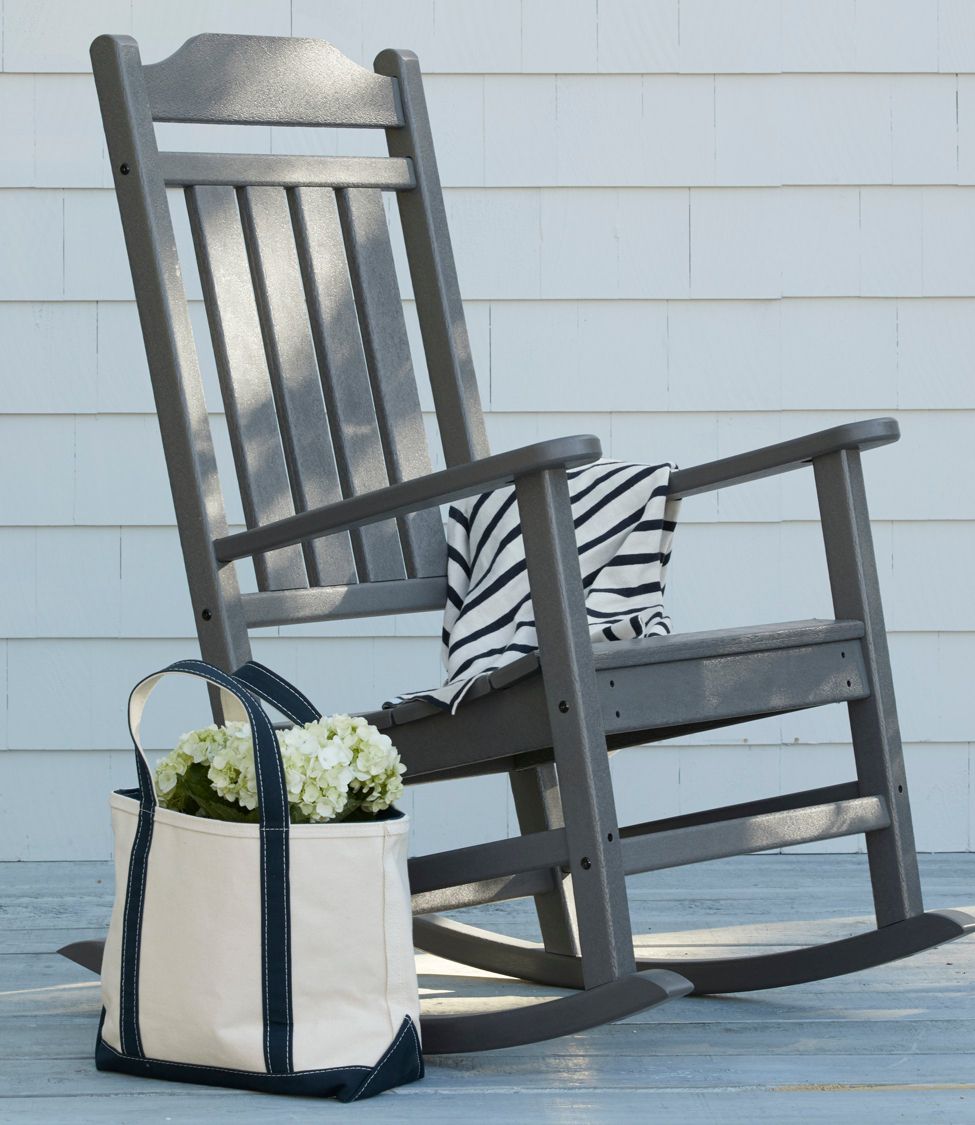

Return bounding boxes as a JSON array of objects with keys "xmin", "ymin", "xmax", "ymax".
[
  {"xmin": 4, "ymin": 1012, "xmax": 975, "ymax": 1060},
  {"xmin": 4, "ymin": 907, "xmax": 973, "ymax": 952},
  {"xmin": 5, "ymin": 966, "xmax": 975, "ymax": 1024},
  {"xmin": 4, "ymin": 865, "xmax": 972, "ymax": 935},
  {"xmin": 4, "ymin": 1051, "xmax": 975, "ymax": 1096},
  {"xmin": 2, "ymin": 855, "xmax": 973, "ymax": 1120},
  {"xmin": 0, "ymin": 1091, "xmax": 971, "ymax": 1125}
]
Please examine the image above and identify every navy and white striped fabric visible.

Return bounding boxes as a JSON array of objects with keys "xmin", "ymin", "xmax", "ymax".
[{"xmin": 398, "ymin": 459, "xmax": 678, "ymax": 712}]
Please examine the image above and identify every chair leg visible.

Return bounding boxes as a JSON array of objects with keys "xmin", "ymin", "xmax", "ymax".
[
  {"xmin": 814, "ymin": 449, "xmax": 924, "ymax": 926},
  {"xmin": 509, "ymin": 764, "xmax": 580, "ymax": 957},
  {"xmin": 515, "ymin": 469, "xmax": 636, "ymax": 988}
]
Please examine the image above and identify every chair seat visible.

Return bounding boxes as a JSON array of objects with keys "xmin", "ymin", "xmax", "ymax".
[
  {"xmin": 523, "ymin": 617, "xmax": 862, "ymax": 678},
  {"xmin": 366, "ymin": 619, "xmax": 868, "ymax": 782}
]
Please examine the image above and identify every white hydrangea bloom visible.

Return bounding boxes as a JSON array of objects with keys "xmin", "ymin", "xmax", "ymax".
[{"xmin": 155, "ymin": 711, "xmax": 405, "ymax": 823}]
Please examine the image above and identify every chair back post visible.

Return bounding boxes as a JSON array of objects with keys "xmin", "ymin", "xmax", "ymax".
[
  {"xmin": 375, "ymin": 49, "xmax": 490, "ymax": 467},
  {"xmin": 90, "ymin": 34, "xmax": 252, "ymax": 674}
]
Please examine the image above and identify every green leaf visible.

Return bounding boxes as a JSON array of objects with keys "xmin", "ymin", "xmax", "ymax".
[
  {"xmin": 179, "ymin": 763, "xmax": 260, "ymax": 823},
  {"xmin": 160, "ymin": 776, "xmax": 199, "ymax": 816},
  {"xmin": 331, "ymin": 797, "xmax": 368, "ymax": 823}
]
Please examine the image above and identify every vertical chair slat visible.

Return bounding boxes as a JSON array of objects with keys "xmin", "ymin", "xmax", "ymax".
[
  {"xmin": 238, "ymin": 185, "xmax": 357, "ymax": 587},
  {"xmin": 337, "ymin": 187, "xmax": 447, "ymax": 579},
  {"xmin": 290, "ymin": 187, "xmax": 407, "ymax": 582},
  {"xmin": 185, "ymin": 185, "xmax": 307, "ymax": 592}
]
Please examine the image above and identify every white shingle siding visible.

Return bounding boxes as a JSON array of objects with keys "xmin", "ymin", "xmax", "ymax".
[{"xmin": 1, "ymin": 0, "xmax": 974, "ymax": 859}]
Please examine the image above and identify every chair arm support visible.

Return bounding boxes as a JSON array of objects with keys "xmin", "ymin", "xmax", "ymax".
[
  {"xmin": 668, "ymin": 418, "xmax": 899, "ymax": 500},
  {"xmin": 213, "ymin": 434, "xmax": 602, "ymax": 563}
]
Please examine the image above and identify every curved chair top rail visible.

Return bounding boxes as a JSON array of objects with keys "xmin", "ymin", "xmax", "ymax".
[{"xmin": 137, "ymin": 32, "xmax": 405, "ymax": 128}]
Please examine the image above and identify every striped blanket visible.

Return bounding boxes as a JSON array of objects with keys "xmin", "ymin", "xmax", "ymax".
[{"xmin": 396, "ymin": 459, "xmax": 679, "ymax": 713}]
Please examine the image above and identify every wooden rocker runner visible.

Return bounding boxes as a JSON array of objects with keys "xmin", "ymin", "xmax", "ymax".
[{"xmin": 62, "ymin": 31, "xmax": 974, "ymax": 1054}]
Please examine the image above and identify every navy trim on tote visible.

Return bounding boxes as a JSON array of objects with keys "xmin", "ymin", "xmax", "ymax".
[
  {"xmin": 120, "ymin": 659, "xmax": 296, "ymax": 1075},
  {"xmin": 117, "ymin": 804, "xmax": 153, "ymax": 1058},
  {"xmin": 232, "ymin": 660, "xmax": 321, "ymax": 726},
  {"xmin": 96, "ymin": 1011, "xmax": 424, "ymax": 1102},
  {"xmin": 166, "ymin": 659, "xmax": 294, "ymax": 1074},
  {"xmin": 260, "ymin": 788, "xmax": 293, "ymax": 1076}
]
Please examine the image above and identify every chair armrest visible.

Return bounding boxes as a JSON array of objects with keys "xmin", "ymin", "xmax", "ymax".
[
  {"xmin": 213, "ymin": 434, "xmax": 602, "ymax": 564},
  {"xmin": 668, "ymin": 418, "xmax": 899, "ymax": 500}
]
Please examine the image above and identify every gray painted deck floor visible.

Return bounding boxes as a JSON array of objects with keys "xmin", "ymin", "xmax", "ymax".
[{"xmin": 2, "ymin": 855, "xmax": 974, "ymax": 1122}]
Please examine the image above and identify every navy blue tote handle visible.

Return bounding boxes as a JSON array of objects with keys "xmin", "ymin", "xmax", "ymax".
[
  {"xmin": 123, "ymin": 657, "xmax": 295, "ymax": 1072},
  {"xmin": 128, "ymin": 658, "xmax": 292, "ymax": 828},
  {"xmin": 231, "ymin": 659, "xmax": 321, "ymax": 727}
]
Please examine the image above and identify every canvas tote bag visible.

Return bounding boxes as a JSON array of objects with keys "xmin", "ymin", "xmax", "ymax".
[{"xmin": 97, "ymin": 658, "xmax": 423, "ymax": 1101}]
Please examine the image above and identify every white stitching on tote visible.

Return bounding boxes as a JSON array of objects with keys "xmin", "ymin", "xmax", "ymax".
[
  {"xmin": 351, "ymin": 1017, "xmax": 417, "ymax": 1101},
  {"xmin": 255, "ymin": 662, "xmax": 314, "ymax": 710},
  {"xmin": 118, "ymin": 812, "xmax": 139, "ymax": 1051},
  {"xmin": 237, "ymin": 685, "xmax": 274, "ymax": 1071},
  {"xmin": 130, "ymin": 807, "xmax": 153, "ymax": 1057},
  {"xmin": 98, "ymin": 1035, "xmax": 369, "ymax": 1075},
  {"xmin": 242, "ymin": 679, "xmax": 290, "ymax": 1072},
  {"xmin": 248, "ymin": 663, "xmax": 317, "ymax": 723},
  {"xmin": 165, "ymin": 661, "xmax": 285, "ymax": 1072}
]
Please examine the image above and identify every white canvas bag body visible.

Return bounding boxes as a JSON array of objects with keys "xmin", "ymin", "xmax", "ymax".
[{"xmin": 97, "ymin": 658, "xmax": 423, "ymax": 1101}]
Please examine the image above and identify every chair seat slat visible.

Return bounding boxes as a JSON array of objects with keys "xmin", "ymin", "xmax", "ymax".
[
  {"xmin": 291, "ymin": 187, "xmax": 407, "ymax": 582},
  {"xmin": 337, "ymin": 187, "xmax": 447, "ymax": 579},
  {"xmin": 185, "ymin": 184, "xmax": 307, "ymax": 592},
  {"xmin": 160, "ymin": 153, "xmax": 415, "ymax": 190},
  {"xmin": 238, "ymin": 186, "xmax": 358, "ymax": 588}
]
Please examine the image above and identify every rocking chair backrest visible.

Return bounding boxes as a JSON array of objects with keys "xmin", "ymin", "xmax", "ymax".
[{"xmin": 91, "ymin": 33, "xmax": 489, "ymax": 669}]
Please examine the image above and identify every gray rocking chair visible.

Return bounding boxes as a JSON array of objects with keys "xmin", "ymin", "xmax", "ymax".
[{"xmin": 63, "ymin": 31, "xmax": 974, "ymax": 1054}]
